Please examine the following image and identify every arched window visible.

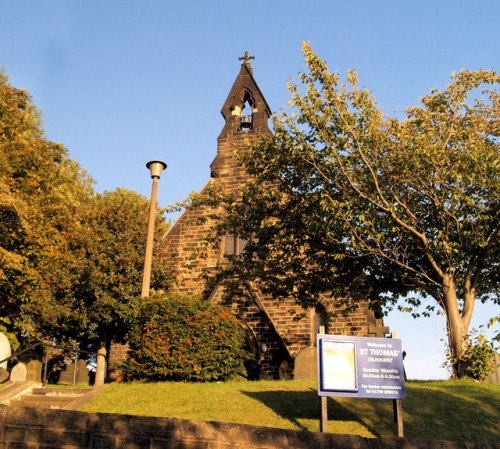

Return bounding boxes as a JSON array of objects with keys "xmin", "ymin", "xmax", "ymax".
[
  {"xmin": 240, "ymin": 91, "xmax": 254, "ymax": 132},
  {"xmin": 240, "ymin": 98, "xmax": 253, "ymax": 131}
]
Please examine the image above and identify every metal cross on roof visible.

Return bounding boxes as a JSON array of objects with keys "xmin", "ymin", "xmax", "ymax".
[{"xmin": 239, "ymin": 51, "xmax": 255, "ymax": 64}]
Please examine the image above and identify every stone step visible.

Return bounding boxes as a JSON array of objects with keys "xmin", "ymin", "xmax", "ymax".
[
  {"xmin": 9, "ymin": 395, "xmax": 75, "ymax": 409},
  {"xmin": 9, "ymin": 401, "xmax": 73, "ymax": 409},
  {"xmin": 9, "ymin": 403, "xmax": 71, "ymax": 409},
  {"xmin": 13, "ymin": 394, "xmax": 75, "ymax": 403},
  {"xmin": 0, "ymin": 381, "xmax": 37, "ymax": 403},
  {"xmin": 8, "ymin": 388, "xmax": 90, "ymax": 410},
  {"xmin": 31, "ymin": 388, "xmax": 91, "ymax": 397},
  {"xmin": 3, "ymin": 383, "xmax": 108, "ymax": 411}
]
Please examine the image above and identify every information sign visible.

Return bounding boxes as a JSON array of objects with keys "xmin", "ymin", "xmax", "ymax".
[{"xmin": 318, "ymin": 334, "xmax": 405, "ymax": 399}]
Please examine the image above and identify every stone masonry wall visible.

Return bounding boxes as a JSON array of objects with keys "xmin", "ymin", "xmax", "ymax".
[
  {"xmin": 1, "ymin": 406, "xmax": 497, "ymax": 449},
  {"xmin": 163, "ymin": 131, "xmax": 267, "ymax": 297},
  {"xmin": 107, "ymin": 342, "xmax": 129, "ymax": 381},
  {"xmin": 161, "ymin": 62, "xmax": 379, "ymax": 380}
]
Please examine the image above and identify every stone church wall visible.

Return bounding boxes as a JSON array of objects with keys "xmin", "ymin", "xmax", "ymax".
[{"xmin": 160, "ymin": 60, "xmax": 379, "ymax": 380}]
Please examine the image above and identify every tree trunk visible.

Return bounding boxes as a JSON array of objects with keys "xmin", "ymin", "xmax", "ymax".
[{"xmin": 442, "ymin": 276, "xmax": 471, "ymax": 378}]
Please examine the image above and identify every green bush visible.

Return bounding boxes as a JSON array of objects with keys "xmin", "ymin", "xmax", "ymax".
[
  {"xmin": 123, "ymin": 293, "xmax": 250, "ymax": 382},
  {"xmin": 444, "ymin": 328, "xmax": 497, "ymax": 381},
  {"xmin": 461, "ymin": 330, "xmax": 497, "ymax": 381}
]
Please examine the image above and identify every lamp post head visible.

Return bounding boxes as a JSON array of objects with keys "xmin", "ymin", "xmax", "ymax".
[{"xmin": 146, "ymin": 160, "xmax": 167, "ymax": 179}]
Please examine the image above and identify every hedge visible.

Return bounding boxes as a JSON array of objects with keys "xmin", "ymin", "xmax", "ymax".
[{"xmin": 123, "ymin": 293, "xmax": 250, "ymax": 382}]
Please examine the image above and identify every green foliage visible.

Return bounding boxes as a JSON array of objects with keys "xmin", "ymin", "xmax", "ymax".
[
  {"xmin": 444, "ymin": 329, "xmax": 498, "ymax": 381},
  {"xmin": 0, "ymin": 72, "xmax": 172, "ymax": 351},
  {"xmin": 0, "ymin": 71, "xmax": 94, "ymax": 345},
  {"xmin": 194, "ymin": 43, "xmax": 499, "ymax": 378},
  {"xmin": 74, "ymin": 188, "xmax": 173, "ymax": 346},
  {"xmin": 124, "ymin": 293, "xmax": 249, "ymax": 382}
]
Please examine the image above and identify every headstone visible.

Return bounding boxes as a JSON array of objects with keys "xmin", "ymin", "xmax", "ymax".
[
  {"xmin": 10, "ymin": 362, "xmax": 27, "ymax": 382},
  {"xmin": 0, "ymin": 333, "xmax": 11, "ymax": 369},
  {"xmin": 294, "ymin": 346, "xmax": 318, "ymax": 380},
  {"xmin": 279, "ymin": 360, "xmax": 293, "ymax": 380},
  {"xmin": 25, "ymin": 359, "xmax": 42, "ymax": 382},
  {"xmin": 59, "ymin": 359, "xmax": 90, "ymax": 385},
  {"xmin": 76, "ymin": 359, "xmax": 91, "ymax": 384},
  {"xmin": 0, "ymin": 368, "xmax": 9, "ymax": 383}
]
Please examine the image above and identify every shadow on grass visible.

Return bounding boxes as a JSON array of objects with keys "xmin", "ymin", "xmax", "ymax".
[
  {"xmin": 242, "ymin": 384, "xmax": 500, "ymax": 442},
  {"xmin": 241, "ymin": 389, "xmax": 379, "ymax": 435},
  {"xmin": 401, "ymin": 384, "xmax": 500, "ymax": 442}
]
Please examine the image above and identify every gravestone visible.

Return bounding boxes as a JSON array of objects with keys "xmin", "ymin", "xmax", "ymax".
[
  {"xmin": 25, "ymin": 359, "xmax": 42, "ymax": 382},
  {"xmin": 0, "ymin": 333, "xmax": 11, "ymax": 370},
  {"xmin": 294, "ymin": 346, "xmax": 318, "ymax": 380},
  {"xmin": 0, "ymin": 368, "xmax": 9, "ymax": 383},
  {"xmin": 10, "ymin": 362, "xmax": 27, "ymax": 382},
  {"xmin": 279, "ymin": 360, "xmax": 293, "ymax": 380},
  {"xmin": 59, "ymin": 359, "xmax": 90, "ymax": 385}
]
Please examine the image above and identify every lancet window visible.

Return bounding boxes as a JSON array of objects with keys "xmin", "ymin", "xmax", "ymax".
[{"xmin": 223, "ymin": 233, "xmax": 248, "ymax": 257}]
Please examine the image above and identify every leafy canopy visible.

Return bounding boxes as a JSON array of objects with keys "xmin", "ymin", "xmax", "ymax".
[
  {"xmin": 124, "ymin": 293, "xmax": 249, "ymax": 382},
  {"xmin": 74, "ymin": 188, "xmax": 173, "ymax": 346},
  {"xmin": 0, "ymin": 71, "xmax": 93, "ymax": 347},
  {"xmin": 0, "ymin": 72, "xmax": 172, "ymax": 351},
  {"xmin": 197, "ymin": 43, "xmax": 499, "ymax": 377}
]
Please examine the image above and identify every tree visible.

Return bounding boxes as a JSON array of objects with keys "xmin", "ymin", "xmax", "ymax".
[
  {"xmin": 199, "ymin": 43, "xmax": 499, "ymax": 378},
  {"xmin": 74, "ymin": 188, "xmax": 173, "ymax": 349},
  {"xmin": 0, "ymin": 71, "xmax": 94, "ymax": 348},
  {"xmin": 1, "ymin": 72, "xmax": 172, "ymax": 354}
]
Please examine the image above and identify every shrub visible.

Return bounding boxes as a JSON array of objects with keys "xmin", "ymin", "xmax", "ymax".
[
  {"xmin": 123, "ymin": 293, "xmax": 250, "ymax": 382},
  {"xmin": 461, "ymin": 330, "xmax": 497, "ymax": 381},
  {"xmin": 444, "ymin": 328, "xmax": 497, "ymax": 381}
]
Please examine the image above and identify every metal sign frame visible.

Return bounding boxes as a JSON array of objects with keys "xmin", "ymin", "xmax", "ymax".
[{"xmin": 318, "ymin": 334, "xmax": 405, "ymax": 399}]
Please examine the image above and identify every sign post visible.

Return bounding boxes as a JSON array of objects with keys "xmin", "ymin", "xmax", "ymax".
[
  {"xmin": 317, "ymin": 334, "xmax": 405, "ymax": 437},
  {"xmin": 318, "ymin": 326, "xmax": 328, "ymax": 433}
]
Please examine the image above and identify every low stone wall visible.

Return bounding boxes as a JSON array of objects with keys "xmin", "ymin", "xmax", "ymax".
[{"xmin": 0, "ymin": 405, "xmax": 498, "ymax": 449}]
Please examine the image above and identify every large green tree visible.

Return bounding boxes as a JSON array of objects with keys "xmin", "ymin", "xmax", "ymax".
[
  {"xmin": 1, "ymin": 72, "xmax": 172, "ymax": 353},
  {"xmin": 199, "ymin": 44, "xmax": 499, "ymax": 377},
  {"xmin": 0, "ymin": 71, "xmax": 94, "ymax": 348},
  {"xmin": 74, "ymin": 188, "xmax": 172, "ymax": 348}
]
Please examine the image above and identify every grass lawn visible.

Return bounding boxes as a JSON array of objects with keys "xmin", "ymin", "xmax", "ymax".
[{"xmin": 78, "ymin": 378, "xmax": 500, "ymax": 442}]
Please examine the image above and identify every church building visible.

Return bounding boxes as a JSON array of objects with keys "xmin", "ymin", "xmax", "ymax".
[{"xmin": 161, "ymin": 53, "xmax": 381, "ymax": 379}]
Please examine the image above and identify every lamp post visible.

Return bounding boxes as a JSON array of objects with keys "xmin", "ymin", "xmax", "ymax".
[{"xmin": 141, "ymin": 160, "xmax": 167, "ymax": 298}]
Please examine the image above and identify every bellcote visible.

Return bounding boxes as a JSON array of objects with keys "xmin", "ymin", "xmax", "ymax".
[
  {"xmin": 219, "ymin": 53, "xmax": 272, "ymax": 137},
  {"xmin": 211, "ymin": 53, "xmax": 272, "ymax": 179}
]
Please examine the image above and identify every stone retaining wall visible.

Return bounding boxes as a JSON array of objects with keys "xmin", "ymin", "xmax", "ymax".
[{"xmin": 0, "ymin": 405, "xmax": 498, "ymax": 449}]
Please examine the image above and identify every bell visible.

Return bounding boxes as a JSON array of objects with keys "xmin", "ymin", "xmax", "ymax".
[{"xmin": 240, "ymin": 115, "xmax": 252, "ymax": 129}]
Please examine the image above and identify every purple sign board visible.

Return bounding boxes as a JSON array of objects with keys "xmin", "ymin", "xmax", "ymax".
[{"xmin": 318, "ymin": 334, "xmax": 405, "ymax": 399}]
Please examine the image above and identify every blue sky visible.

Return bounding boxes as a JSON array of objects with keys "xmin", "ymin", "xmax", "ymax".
[{"xmin": 1, "ymin": 0, "xmax": 498, "ymax": 379}]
